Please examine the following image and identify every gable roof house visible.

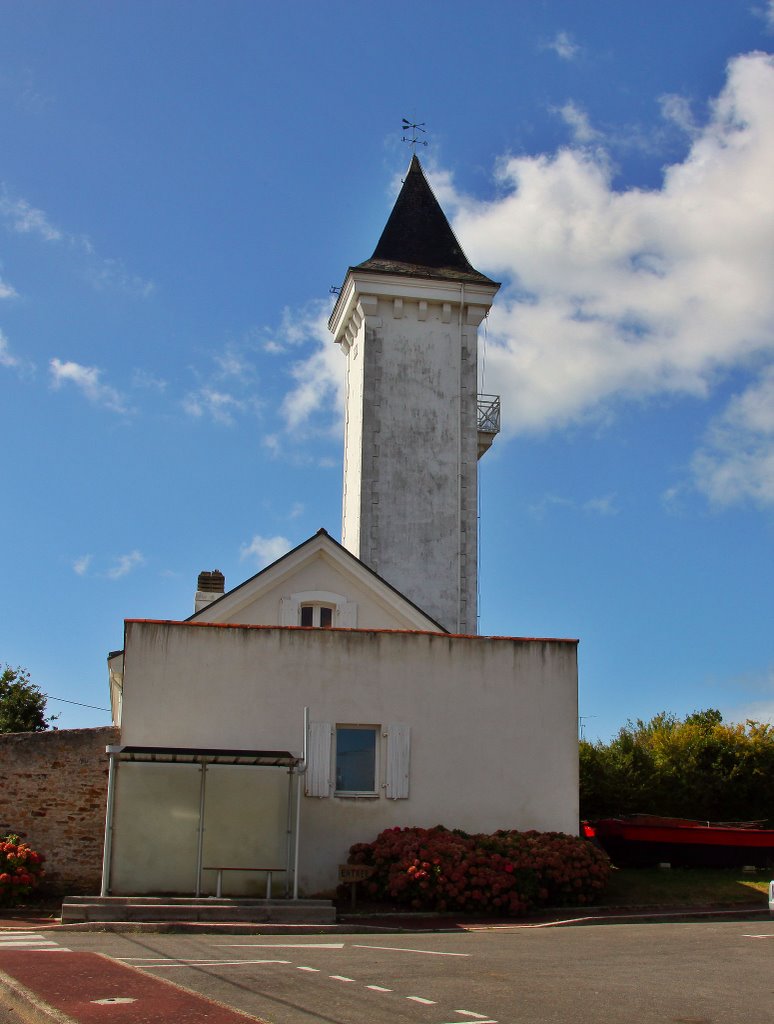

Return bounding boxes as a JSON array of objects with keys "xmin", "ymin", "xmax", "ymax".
[{"xmin": 101, "ymin": 157, "xmax": 579, "ymax": 899}]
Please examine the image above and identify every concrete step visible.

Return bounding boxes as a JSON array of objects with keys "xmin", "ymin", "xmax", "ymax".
[{"xmin": 61, "ymin": 896, "xmax": 336, "ymax": 925}]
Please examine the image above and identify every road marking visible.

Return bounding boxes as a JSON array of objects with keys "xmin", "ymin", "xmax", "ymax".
[
  {"xmin": 0, "ymin": 933, "xmax": 70, "ymax": 951},
  {"xmin": 91, "ymin": 998, "xmax": 137, "ymax": 1005},
  {"xmin": 127, "ymin": 959, "xmax": 292, "ymax": 969},
  {"xmin": 123, "ymin": 952, "xmax": 497, "ymax": 1023},
  {"xmin": 353, "ymin": 943, "xmax": 470, "ymax": 957},
  {"xmin": 743, "ymin": 934, "xmax": 774, "ymax": 939},
  {"xmin": 221, "ymin": 942, "xmax": 345, "ymax": 949}
]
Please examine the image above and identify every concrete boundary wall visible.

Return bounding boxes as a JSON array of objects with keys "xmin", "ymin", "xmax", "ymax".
[{"xmin": 0, "ymin": 726, "xmax": 118, "ymax": 893}]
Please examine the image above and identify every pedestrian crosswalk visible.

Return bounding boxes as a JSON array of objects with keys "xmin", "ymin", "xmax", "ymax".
[{"xmin": 0, "ymin": 931, "xmax": 70, "ymax": 951}]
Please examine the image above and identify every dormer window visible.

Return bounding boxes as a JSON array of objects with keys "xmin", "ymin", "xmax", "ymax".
[{"xmin": 300, "ymin": 604, "xmax": 334, "ymax": 628}]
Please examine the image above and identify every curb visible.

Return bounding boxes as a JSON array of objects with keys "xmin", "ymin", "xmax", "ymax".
[
  {"xmin": 0, "ymin": 965, "xmax": 75, "ymax": 1024},
  {"xmin": 3, "ymin": 902, "xmax": 766, "ymax": 935}
]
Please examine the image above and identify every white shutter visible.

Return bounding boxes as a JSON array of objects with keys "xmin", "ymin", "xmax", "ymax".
[
  {"xmin": 305, "ymin": 722, "xmax": 332, "ymax": 797},
  {"xmin": 385, "ymin": 723, "xmax": 410, "ymax": 799},
  {"xmin": 279, "ymin": 597, "xmax": 299, "ymax": 626}
]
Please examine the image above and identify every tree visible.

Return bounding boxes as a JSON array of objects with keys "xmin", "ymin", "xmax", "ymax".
[
  {"xmin": 0, "ymin": 665, "xmax": 55, "ymax": 733},
  {"xmin": 580, "ymin": 709, "xmax": 774, "ymax": 825}
]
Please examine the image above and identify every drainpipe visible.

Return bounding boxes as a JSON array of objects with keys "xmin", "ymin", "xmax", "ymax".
[
  {"xmin": 195, "ymin": 762, "xmax": 208, "ymax": 897},
  {"xmin": 100, "ymin": 747, "xmax": 119, "ymax": 897},
  {"xmin": 292, "ymin": 706, "xmax": 309, "ymax": 899}
]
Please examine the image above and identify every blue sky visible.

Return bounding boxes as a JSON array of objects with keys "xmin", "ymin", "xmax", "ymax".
[{"xmin": 1, "ymin": 1, "xmax": 772, "ymax": 742}]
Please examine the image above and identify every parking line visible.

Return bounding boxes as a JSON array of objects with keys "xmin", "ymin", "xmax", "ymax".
[
  {"xmin": 353, "ymin": 943, "xmax": 469, "ymax": 957},
  {"xmin": 221, "ymin": 942, "xmax": 345, "ymax": 949}
]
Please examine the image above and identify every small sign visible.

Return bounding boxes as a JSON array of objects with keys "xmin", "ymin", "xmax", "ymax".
[{"xmin": 338, "ymin": 864, "xmax": 375, "ymax": 883}]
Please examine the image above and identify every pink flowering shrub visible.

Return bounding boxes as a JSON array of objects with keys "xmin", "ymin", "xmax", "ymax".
[
  {"xmin": 0, "ymin": 835, "xmax": 46, "ymax": 907},
  {"xmin": 347, "ymin": 825, "xmax": 610, "ymax": 915}
]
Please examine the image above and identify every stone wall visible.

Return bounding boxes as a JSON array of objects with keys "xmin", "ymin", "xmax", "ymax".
[{"xmin": 1, "ymin": 726, "xmax": 118, "ymax": 894}]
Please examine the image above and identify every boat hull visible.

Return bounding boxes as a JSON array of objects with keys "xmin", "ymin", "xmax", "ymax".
[{"xmin": 594, "ymin": 818, "xmax": 774, "ymax": 868}]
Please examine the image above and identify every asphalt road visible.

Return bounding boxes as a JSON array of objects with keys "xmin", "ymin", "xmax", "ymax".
[{"xmin": 6, "ymin": 918, "xmax": 761, "ymax": 1024}]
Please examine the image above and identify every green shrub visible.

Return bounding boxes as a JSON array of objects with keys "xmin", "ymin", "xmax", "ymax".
[{"xmin": 347, "ymin": 825, "xmax": 610, "ymax": 915}]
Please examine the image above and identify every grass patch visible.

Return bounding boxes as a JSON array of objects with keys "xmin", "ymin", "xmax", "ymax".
[{"xmin": 602, "ymin": 867, "xmax": 771, "ymax": 907}]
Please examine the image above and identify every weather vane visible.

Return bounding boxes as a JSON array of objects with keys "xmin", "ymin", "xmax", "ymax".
[{"xmin": 402, "ymin": 118, "xmax": 428, "ymax": 150}]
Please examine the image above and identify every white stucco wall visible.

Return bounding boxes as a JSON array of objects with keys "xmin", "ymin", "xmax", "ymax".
[
  {"xmin": 114, "ymin": 619, "xmax": 578, "ymax": 894},
  {"xmin": 334, "ymin": 276, "xmax": 497, "ymax": 635}
]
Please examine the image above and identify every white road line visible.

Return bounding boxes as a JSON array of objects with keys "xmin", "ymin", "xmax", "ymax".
[
  {"xmin": 0, "ymin": 934, "xmax": 69, "ymax": 951},
  {"xmin": 296, "ymin": 966, "xmax": 320, "ymax": 972},
  {"xmin": 135, "ymin": 959, "xmax": 292, "ymax": 970},
  {"xmin": 220, "ymin": 942, "xmax": 345, "ymax": 948},
  {"xmin": 407, "ymin": 995, "xmax": 437, "ymax": 1004},
  {"xmin": 743, "ymin": 934, "xmax": 774, "ymax": 939},
  {"xmin": 329, "ymin": 974, "xmax": 356, "ymax": 982},
  {"xmin": 0, "ymin": 940, "xmax": 59, "ymax": 947},
  {"xmin": 353, "ymin": 943, "xmax": 470, "ymax": 957},
  {"xmin": 455, "ymin": 1013, "xmax": 494, "ymax": 1020},
  {"xmin": 367, "ymin": 985, "xmax": 392, "ymax": 992}
]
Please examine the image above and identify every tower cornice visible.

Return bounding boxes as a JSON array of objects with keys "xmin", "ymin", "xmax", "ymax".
[{"xmin": 329, "ymin": 267, "xmax": 499, "ymax": 347}]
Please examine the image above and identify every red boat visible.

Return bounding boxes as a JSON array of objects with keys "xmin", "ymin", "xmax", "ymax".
[{"xmin": 590, "ymin": 814, "xmax": 774, "ymax": 868}]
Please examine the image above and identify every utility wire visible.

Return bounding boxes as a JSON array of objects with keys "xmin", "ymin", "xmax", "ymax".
[{"xmin": 44, "ymin": 694, "xmax": 111, "ymax": 712}]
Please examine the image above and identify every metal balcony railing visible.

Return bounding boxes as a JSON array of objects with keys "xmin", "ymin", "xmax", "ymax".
[{"xmin": 477, "ymin": 394, "xmax": 501, "ymax": 436}]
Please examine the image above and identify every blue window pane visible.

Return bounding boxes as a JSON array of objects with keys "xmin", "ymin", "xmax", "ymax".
[{"xmin": 336, "ymin": 728, "xmax": 376, "ymax": 792}]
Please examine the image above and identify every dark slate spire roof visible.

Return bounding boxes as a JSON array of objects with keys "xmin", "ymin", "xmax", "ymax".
[{"xmin": 354, "ymin": 155, "xmax": 497, "ymax": 286}]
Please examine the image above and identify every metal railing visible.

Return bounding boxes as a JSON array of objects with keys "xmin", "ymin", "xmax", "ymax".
[{"xmin": 477, "ymin": 394, "xmax": 501, "ymax": 436}]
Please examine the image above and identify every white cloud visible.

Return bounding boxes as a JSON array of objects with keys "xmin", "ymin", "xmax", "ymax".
[
  {"xmin": 0, "ymin": 186, "xmax": 154, "ymax": 296},
  {"xmin": 73, "ymin": 555, "xmax": 92, "ymax": 576},
  {"xmin": 692, "ymin": 367, "xmax": 774, "ymax": 506},
  {"xmin": 0, "ymin": 276, "xmax": 17, "ymax": 299},
  {"xmin": 546, "ymin": 31, "xmax": 580, "ymax": 61},
  {"xmin": 106, "ymin": 550, "xmax": 145, "ymax": 580},
  {"xmin": 240, "ymin": 534, "xmax": 292, "ymax": 566},
  {"xmin": 443, "ymin": 52, "xmax": 774, "ymax": 507},
  {"xmin": 131, "ymin": 368, "xmax": 167, "ymax": 393},
  {"xmin": 555, "ymin": 102, "xmax": 600, "ymax": 144},
  {"xmin": 529, "ymin": 492, "xmax": 619, "ymax": 518},
  {"xmin": 0, "ymin": 189, "xmax": 62, "ymax": 241},
  {"xmin": 84, "ymin": 257, "xmax": 155, "ymax": 298},
  {"xmin": 278, "ymin": 302, "xmax": 345, "ymax": 434},
  {"xmin": 49, "ymin": 358, "xmax": 129, "ymax": 414},
  {"xmin": 659, "ymin": 93, "xmax": 698, "ymax": 136},
  {"xmin": 0, "ymin": 329, "xmax": 19, "ymax": 368},
  {"xmin": 720, "ymin": 665, "xmax": 774, "ymax": 725},
  {"xmin": 582, "ymin": 494, "xmax": 619, "ymax": 516},
  {"xmin": 182, "ymin": 387, "xmax": 258, "ymax": 426},
  {"xmin": 758, "ymin": 1, "xmax": 774, "ymax": 30}
]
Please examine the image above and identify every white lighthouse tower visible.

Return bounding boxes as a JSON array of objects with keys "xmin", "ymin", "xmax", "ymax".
[{"xmin": 328, "ymin": 156, "xmax": 500, "ymax": 634}]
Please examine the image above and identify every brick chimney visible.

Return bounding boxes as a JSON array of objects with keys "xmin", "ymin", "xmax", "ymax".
[{"xmin": 195, "ymin": 570, "xmax": 225, "ymax": 613}]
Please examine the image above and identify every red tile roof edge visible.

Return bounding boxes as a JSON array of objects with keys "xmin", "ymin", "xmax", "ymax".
[{"xmin": 124, "ymin": 618, "xmax": 578, "ymax": 644}]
